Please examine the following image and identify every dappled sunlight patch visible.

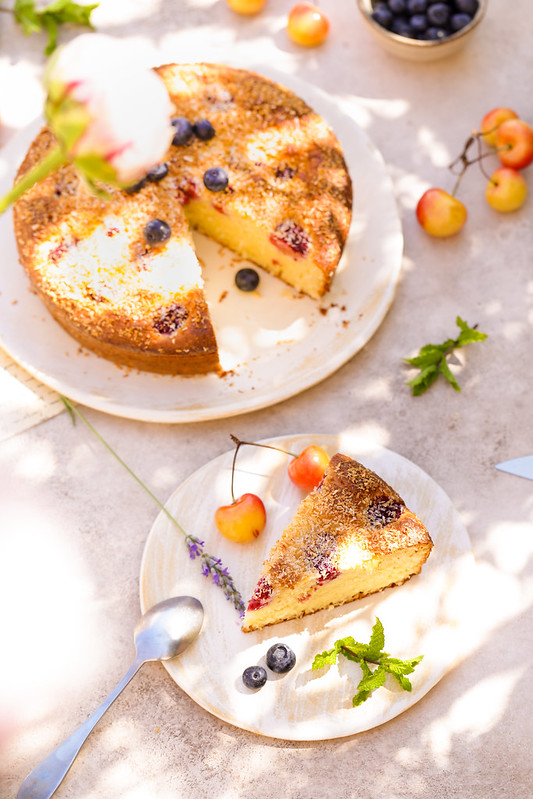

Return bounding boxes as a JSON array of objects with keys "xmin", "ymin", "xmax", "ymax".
[
  {"xmin": 417, "ymin": 126, "xmax": 452, "ymax": 168},
  {"xmin": 339, "ymin": 424, "xmax": 391, "ymax": 453},
  {"xmin": 485, "ymin": 521, "xmax": 533, "ymax": 575},
  {"xmin": 7, "ymin": 436, "xmax": 57, "ymax": 482},
  {"xmin": 422, "ymin": 667, "xmax": 525, "ymax": 768},
  {"xmin": 0, "ymin": 505, "xmax": 101, "ymax": 727}
]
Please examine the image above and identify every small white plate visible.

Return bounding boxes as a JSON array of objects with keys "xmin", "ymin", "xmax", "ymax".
[
  {"xmin": 0, "ymin": 72, "xmax": 402, "ymax": 422},
  {"xmin": 140, "ymin": 434, "xmax": 475, "ymax": 740}
]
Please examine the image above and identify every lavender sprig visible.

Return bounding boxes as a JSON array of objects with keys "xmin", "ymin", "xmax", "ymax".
[
  {"xmin": 61, "ymin": 396, "xmax": 245, "ymax": 616},
  {"xmin": 185, "ymin": 534, "xmax": 245, "ymax": 616}
]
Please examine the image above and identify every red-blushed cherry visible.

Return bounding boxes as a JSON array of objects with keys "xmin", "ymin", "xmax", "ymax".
[
  {"xmin": 214, "ymin": 493, "xmax": 266, "ymax": 543},
  {"xmin": 287, "ymin": 3, "xmax": 330, "ymax": 47},
  {"xmin": 496, "ymin": 119, "xmax": 533, "ymax": 170},
  {"xmin": 480, "ymin": 108, "xmax": 519, "ymax": 148},
  {"xmin": 485, "ymin": 167, "xmax": 527, "ymax": 213},
  {"xmin": 416, "ymin": 188, "xmax": 467, "ymax": 237},
  {"xmin": 287, "ymin": 445, "xmax": 330, "ymax": 491}
]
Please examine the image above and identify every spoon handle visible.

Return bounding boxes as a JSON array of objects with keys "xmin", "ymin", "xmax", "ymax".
[{"xmin": 17, "ymin": 657, "xmax": 143, "ymax": 799}]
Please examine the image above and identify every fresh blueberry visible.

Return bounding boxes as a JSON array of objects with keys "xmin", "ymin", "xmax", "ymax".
[
  {"xmin": 372, "ymin": 4, "xmax": 394, "ymax": 28},
  {"xmin": 406, "ymin": 0, "xmax": 428, "ymax": 13},
  {"xmin": 427, "ymin": 2, "xmax": 450, "ymax": 26},
  {"xmin": 235, "ymin": 268, "xmax": 260, "ymax": 292},
  {"xmin": 454, "ymin": 0, "xmax": 478, "ymax": 15},
  {"xmin": 171, "ymin": 116, "xmax": 194, "ymax": 146},
  {"xmin": 266, "ymin": 643, "xmax": 296, "ymax": 674},
  {"xmin": 143, "ymin": 219, "xmax": 172, "ymax": 246},
  {"xmin": 242, "ymin": 666, "xmax": 267, "ymax": 690},
  {"xmin": 388, "ymin": 0, "xmax": 406, "ymax": 12},
  {"xmin": 203, "ymin": 166, "xmax": 229, "ymax": 192},
  {"xmin": 124, "ymin": 177, "xmax": 147, "ymax": 194},
  {"xmin": 422, "ymin": 25, "xmax": 447, "ymax": 38},
  {"xmin": 391, "ymin": 17, "xmax": 415, "ymax": 36},
  {"xmin": 147, "ymin": 162, "xmax": 169, "ymax": 182},
  {"xmin": 193, "ymin": 119, "xmax": 215, "ymax": 141},
  {"xmin": 450, "ymin": 12, "xmax": 472, "ymax": 30},
  {"xmin": 409, "ymin": 12, "xmax": 428, "ymax": 31}
]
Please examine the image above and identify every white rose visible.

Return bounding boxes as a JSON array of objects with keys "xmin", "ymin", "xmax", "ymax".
[{"xmin": 43, "ymin": 34, "xmax": 173, "ymax": 186}]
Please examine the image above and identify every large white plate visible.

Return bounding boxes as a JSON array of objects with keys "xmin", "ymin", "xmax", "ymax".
[
  {"xmin": 140, "ymin": 434, "xmax": 475, "ymax": 740},
  {"xmin": 0, "ymin": 71, "xmax": 402, "ymax": 423}
]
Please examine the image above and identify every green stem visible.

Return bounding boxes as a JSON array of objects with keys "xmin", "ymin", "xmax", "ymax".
[
  {"xmin": 0, "ymin": 145, "xmax": 66, "ymax": 214},
  {"xmin": 60, "ymin": 396, "xmax": 188, "ymax": 536}
]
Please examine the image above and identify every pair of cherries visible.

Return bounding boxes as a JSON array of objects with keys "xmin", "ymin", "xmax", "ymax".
[{"xmin": 214, "ymin": 436, "xmax": 330, "ymax": 543}]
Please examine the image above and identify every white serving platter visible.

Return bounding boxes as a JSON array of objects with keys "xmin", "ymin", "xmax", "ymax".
[{"xmin": 0, "ymin": 72, "xmax": 402, "ymax": 422}]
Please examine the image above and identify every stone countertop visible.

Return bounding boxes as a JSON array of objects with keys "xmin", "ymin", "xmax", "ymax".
[{"xmin": 1, "ymin": 1, "xmax": 532, "ymax": 797}]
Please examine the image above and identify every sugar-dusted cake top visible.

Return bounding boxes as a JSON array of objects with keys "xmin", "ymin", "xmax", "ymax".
[{"xmin": 249, "ymin": 453, "xmax": 433, "ymax": 594}]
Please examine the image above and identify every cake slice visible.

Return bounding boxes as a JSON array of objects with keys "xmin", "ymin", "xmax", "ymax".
[{"xmin": 242, "ymin": 453, "xmax": 433, "ymax": 633}]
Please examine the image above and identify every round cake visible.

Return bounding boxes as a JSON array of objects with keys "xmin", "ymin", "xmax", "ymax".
[{"xmin": 12, "ymin": 63, "xmax": 353, "ymax": 375}]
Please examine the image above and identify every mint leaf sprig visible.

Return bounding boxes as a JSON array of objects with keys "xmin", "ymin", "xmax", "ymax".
[
  {"xmin": 1, "ymin": 0, "xmax": 98, "ymax": 55},
  {"xmin": 312, "ymin": 618, "xmax": 423, "ymax": 707},
  {"xmin": 61, "ymin": 396, "xmax": 245, "ymax": 617},
  {"xmin": 404, "ymin": 316, "xmax": 488, "ymax": 396}
]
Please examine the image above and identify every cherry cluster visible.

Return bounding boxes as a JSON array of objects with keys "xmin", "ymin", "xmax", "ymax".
[
  {"xmin": 417, "ymin": 107, "xmax": 533, "ymax": 237},
  {"xmin": 214, "ymin": 436, "xmax": 330, "ymax": 543}
]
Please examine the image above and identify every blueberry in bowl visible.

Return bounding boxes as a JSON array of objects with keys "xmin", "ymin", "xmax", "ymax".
[{"xmin": 356, "ymin": 0, "xmax": 487, "ymax": 60}]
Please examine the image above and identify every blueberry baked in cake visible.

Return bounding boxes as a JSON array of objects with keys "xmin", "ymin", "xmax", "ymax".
[
  {"xmin": 12, "ymin": 63, "xmax": 353, "ymax": 375},
  {"xmin": 242, "ymin": 453, "xmax": 433, "ymax": 633}
]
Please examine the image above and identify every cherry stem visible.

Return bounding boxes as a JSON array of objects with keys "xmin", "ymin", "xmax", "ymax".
[
  {"xmin": 448, "ymin": 131, "xmax": 512, "ymax": 196},
  {"xmin": 229, "ymin": 434, "xmax": 297, "ymax": 504}
]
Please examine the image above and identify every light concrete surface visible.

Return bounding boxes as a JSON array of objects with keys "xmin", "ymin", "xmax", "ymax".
[{"xmin": 1, "ymin": 1, "xmax": 532, "ymax": 797}]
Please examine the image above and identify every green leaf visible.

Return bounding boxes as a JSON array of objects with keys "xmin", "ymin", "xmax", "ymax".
[
  {"xmin": 404, "ymin": 344, "xmax": 447, "ymax": 369},
  {"xmin": 357, "ymin": 662, "xmax": 387, "ymax": 693},
  {"xmin": 382, "ymin": 655, "xmax": 424, "ymax": 675},
  {"xmin": 352, "ymin": 659, "xmax": 373, "ymax": 707},
  {"xmin": 13, "ymin": 0, "xmax": 41, "ymax": 34},
  {"xmin": 341, "ymin": 642, "xmax": 376, "ymax": 662},
  {"xmin": 367, "ymin": 617, "xmax": 385, "ymax": 659},
  {"xmin": 456, "ymin": 316, "xmax": 489, "ymax": 347},
  {"xmin": 312, "ymin": 620, "xmax": 425, "ymax": 709},
  {"xmin": 439, "ymin": 357, "xmax": 461, "ymax": 392},
  {"xmin": 406, "ymin": 364, "xmax": 440, "ymax": 396},
  {"xmin": 42, "ymin": 14, "xmax": 60, "ymax": 55},
  {"xmin": 312, "ymin": 647, "xmax": 340, "ymax": 670},
  {"xmin": 44, "ymin": 0, "xmax": 98, "ymax": 26},
  {"xmin": 405, "ymin": 317, "xmax": 487, "ymax": 396},
  {"xmin": 13, "ymin": 0, "xmax": 98, "ymax": 53}
]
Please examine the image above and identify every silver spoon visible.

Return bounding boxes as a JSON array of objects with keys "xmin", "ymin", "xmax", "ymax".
[{"xmin": 17, "ymin": 596, "xmax": 204, "ymax": 799}]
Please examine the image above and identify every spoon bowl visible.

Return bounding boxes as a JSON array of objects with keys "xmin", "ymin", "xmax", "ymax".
[
  {"xmin": 134, "ymin": 595, "xmax": 204, "ymax": 661},
  {"xmin": 17, "ymin": 596, "xmax": 204, "ymax": 799}
]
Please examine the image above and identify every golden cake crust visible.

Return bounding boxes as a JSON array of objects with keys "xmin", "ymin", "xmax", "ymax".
[
  {"xmin": 157, "ymin": 62, "xmax": 352, "ymax": 287},
  {"xmin": 242, "ymin": 453, "xmax": 433, "ymax": 632},
  {"xmin": 13, "ymin": 63, "xmax": 352, "ymax": 375},
  {"xmin": 13, "ymin": 127, "xmax": 219, "ymax": 375}
]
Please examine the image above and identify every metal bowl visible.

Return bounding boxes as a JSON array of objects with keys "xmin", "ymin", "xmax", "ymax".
[{"xmin": 356, "ymin": 0, "xmax": 488, "ymax": 61}]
